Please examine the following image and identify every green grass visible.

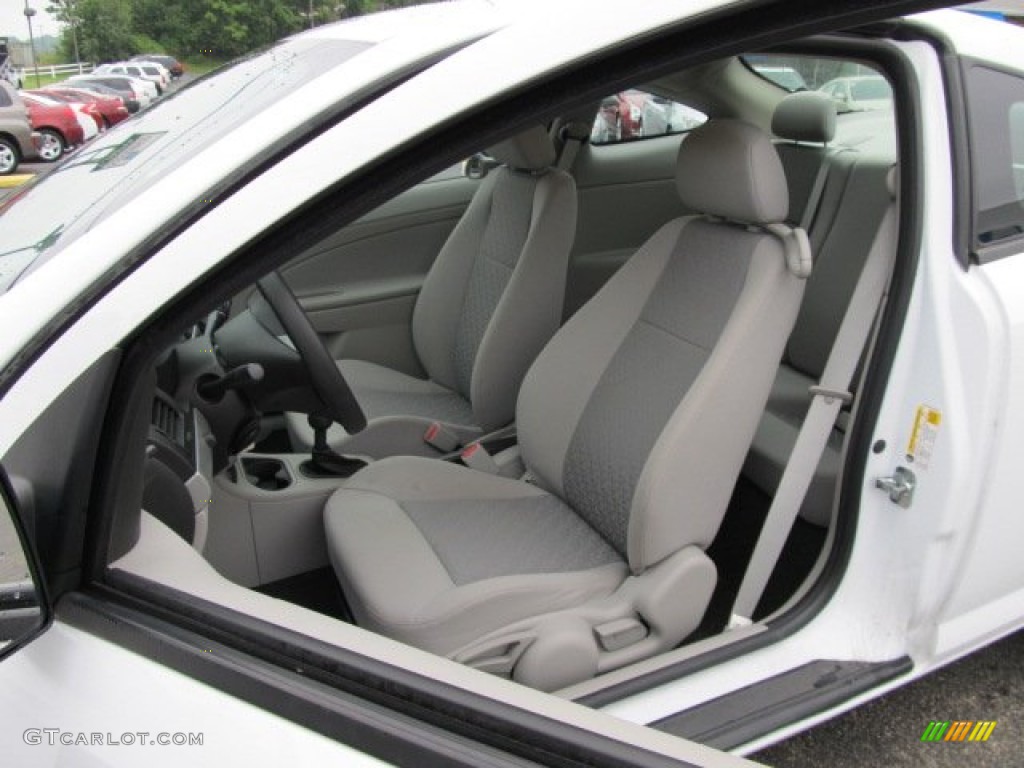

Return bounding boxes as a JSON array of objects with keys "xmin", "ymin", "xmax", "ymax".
[
  {"xmin": 19, "ymin": 71, "xmax": 78, "ymax": 89},
  {"xmin": 180, "ymin": 58, "xmax": 230, "ymax": 77}
]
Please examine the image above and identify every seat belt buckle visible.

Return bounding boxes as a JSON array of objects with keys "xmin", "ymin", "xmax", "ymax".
[
  {"xmin": 461, "ymin": 442, "xmax": 501, "ymax": 474},
  {"xmin": 424, "ymin": 422, "xmax": 460, "ymax": 452}
]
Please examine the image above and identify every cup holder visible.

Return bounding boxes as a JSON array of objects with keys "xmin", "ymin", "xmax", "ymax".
[{"xmin": 241, "ymin": 457, "xmax": 293, "ymax": 491}]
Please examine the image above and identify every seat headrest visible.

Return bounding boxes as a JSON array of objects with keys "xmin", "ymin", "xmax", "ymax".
[
  {"xmin": 676, "ymin": 119, "xmax": 788, "ymax": 225},
  {"xmin": 488, "ymin": 125, "xmax": 556, "ymax": 171},
  {"xmin": 771, "ymin": 91, "xmax": 837, "ymax": 144}
]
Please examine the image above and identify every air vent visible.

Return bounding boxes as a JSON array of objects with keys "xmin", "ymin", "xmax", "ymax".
[{"xmin": 152, "ymin": 396, "xmax": 184, "ymax": 446}]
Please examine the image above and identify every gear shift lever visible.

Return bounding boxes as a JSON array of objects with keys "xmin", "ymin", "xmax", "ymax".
[{"xmin": 301, "ymin": 413, "xmax": 367, "ymax": 478}]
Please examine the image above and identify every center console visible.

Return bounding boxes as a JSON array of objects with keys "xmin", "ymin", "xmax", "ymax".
[{"xmin": 205, "ymin": 452, "xmax": 364, "ymax": 588}]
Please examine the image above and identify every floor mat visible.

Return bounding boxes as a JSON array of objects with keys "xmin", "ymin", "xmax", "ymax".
[{"xmin": 255, "ymin": 567, "xmax": 353, "ymax": 622}]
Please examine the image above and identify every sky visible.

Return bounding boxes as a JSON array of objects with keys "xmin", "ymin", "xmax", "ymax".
[{"xmin": 1, "ymin": 2, "xmax": 61, "ymax": 40}]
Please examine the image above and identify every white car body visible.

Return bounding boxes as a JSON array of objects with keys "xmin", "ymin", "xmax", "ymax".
[{"xmin": 0, "ymin": 1, "xmax": 1023, "ymax": 766}]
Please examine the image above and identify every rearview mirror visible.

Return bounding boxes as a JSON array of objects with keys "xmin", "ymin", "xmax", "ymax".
[{"xmin": 0, "ymin": 474, "xmax": 48, "ymax": 660}]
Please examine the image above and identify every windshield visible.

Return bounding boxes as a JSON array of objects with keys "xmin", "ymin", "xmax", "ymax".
[{"xmin": 0, "ymin": 36, "xmax": 370, "ymax": 292}]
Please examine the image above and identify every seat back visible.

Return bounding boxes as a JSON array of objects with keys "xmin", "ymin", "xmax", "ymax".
[
  {"xmin": 771, "ymin": 90, "xmax": 838, "ymax": 233},
  {"xmin": 517, "ymin": 120, "xmax": 809, "ymax": 574},
  {"xmin": 411, "ymin": 126, "xmax": 577, "ymax": 432}
]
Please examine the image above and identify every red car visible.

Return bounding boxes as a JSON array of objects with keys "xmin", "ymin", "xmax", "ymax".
[
  {"xmin": 42, "ymin": 87, "xmax": 130, "ymax": 128},
  {"xmin": 19, "ymin": 92, "xmax": 85, "ymax": 162}
]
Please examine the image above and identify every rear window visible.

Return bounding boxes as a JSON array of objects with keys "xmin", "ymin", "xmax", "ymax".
[
  {"xmin": 590, "ymin": 89, "xmax": 706, "ymax": 145},
  {"xmin": 851, "ymin": 78, "xmax": 891, "ymax": 100}
]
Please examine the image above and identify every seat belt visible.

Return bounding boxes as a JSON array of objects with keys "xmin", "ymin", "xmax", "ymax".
[
  {"xmin": 557, "ymin": 121, "xmax": 591, "ymax": 171},
  {"xmin": 729, "ymin": 180, "xmax": 898, "ymax": 628},
  {"xmin": 798, "ymin": 146, "xmax": 850, "ymax": 232}
]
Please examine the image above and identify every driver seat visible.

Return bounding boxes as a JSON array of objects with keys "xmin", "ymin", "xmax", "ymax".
[
  {"xmin": 324, "ymin": 120, "xmax": 810, "ymax": 690},
  {"xmin": 287, "ymin": 125, "xmax": 576, "ymax": 458}
]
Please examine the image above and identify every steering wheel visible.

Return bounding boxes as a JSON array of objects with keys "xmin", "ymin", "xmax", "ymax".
[{"xmin": 255, "ymin": 272, "xmax": 367, "ymax": 433}]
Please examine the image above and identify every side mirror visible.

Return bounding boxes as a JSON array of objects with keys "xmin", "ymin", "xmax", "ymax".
[{"xmin": 0, "ymin": 472, "xmax": 49, "ymax": 660}]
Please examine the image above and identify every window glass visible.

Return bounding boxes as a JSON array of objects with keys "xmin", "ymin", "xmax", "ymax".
[
  {"xmin": 965, "ymin": 66, "xmax": 1024, "ymax": 250},
  {"xmin": 743, "ymin": 54, "xmax": 892, "ymax": 112},
  {"xmin": 590, "ymin": 89, "xmax": 706, "ymax": 145},
  {"xmin": 1011, "ymin": 103, "xmax": 1024, "ymax": 201}
]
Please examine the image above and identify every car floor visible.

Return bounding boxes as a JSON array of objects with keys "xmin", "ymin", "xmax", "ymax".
[
  {"xmin": 689, "ymin": 477, "xmax": 827, "ymax": 643},
  {"xmin": 255, "ymin": 566, "xmax": 354, "ymax": 622}
]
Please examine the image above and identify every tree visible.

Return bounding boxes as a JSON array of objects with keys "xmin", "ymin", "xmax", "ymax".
[{"xmin": 71, "ymin": 0, "xmax": 136, "ymax": 63}]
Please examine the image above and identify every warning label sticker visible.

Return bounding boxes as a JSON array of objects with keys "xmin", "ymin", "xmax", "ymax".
[{"xmin": 906, "ymin": 405, "xmax": 942, "ymax": 470}]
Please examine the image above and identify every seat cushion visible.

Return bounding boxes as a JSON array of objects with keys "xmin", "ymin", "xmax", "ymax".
[
  {"xmin": 340, "ymin": 359, "xmax": 476, "ymax": 425},
  {"xmin": 324, "ymin": 457, "xmax": 627, "ymax": 655},
  {"xmin": 286, "ymin": 359, "xmax": 480, "ymax": 457}
]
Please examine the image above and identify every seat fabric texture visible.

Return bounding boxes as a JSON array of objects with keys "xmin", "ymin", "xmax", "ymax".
[
  {"xmin": 287, "ymin": 125, "xmax": 577, "ymax": 459},
  {"xmin": 324, "ymin": 119, "xmax": 809, "ymax": 689}
]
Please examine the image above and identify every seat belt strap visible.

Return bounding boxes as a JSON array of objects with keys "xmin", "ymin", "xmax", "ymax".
[
  {"xmin": 799, "ymin": 146, "xmax": 850, "ymax": 232},
  {"xmin": 729, "ymin": 185, "xmax": 898, "ymax": 627},
  {"xmin": 800, "ymin": 152, "xmax": 832, "ymax": 232},
  {"xmin": 557, "ymin": 122, "xmax": 590, "ymax": 171}
]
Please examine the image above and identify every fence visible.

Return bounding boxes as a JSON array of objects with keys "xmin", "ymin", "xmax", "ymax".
[{"xmin": 21, "ymin": 62, "xmax": 94, "ymax": 79}]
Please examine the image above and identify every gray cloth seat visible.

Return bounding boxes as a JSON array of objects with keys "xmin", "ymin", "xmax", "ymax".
[
  {"xmin": 743, "ymin": 92, "xmax": 895, "ymax": 527},
  {"xmin": 324, "ymin": 119, "xmax": 809, "ymax": 690},
  {"xmin": 288, "ymin": 125, "xmax": 577, "ymax": 458}
]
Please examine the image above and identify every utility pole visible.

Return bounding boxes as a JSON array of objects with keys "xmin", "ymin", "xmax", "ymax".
[{"xmin": 23, "ymin": 0, "xmax": 40, "ymax": 88}]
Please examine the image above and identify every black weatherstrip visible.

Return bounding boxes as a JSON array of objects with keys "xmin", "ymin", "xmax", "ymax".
[
  {"xmin": 61, "ymin": 581, "xmax": 707, "ymax": 768},
  {"xmin": 653, "ymin": 658, "xmax": 913, "ymax": 750}
]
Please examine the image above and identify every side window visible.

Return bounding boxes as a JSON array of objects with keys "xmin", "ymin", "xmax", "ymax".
[
  {"xmin": 590, "ymin": 89, "xmax": 706, "ymax": 145},
  {"xmin": 1012, "ymin": 103, "xmax": 1024, "ymax": 201},
  {"xmin": 964, "ymin": 65, "xmax": 1024, "ymax": 256}
]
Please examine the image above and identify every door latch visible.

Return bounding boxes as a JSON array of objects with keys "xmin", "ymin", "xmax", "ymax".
[{"xmin": 875, "ymin": 466, "xmax": 916, "ymax": 508}]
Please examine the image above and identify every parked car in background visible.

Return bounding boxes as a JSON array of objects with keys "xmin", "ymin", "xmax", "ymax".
[
  {"xmin": 818, "ymin": 74, "xmax": 893, "ymax": 112},
  {"xmin": 27, "ymin": 90, "xmax": 103, "ymax": 135},
  {"xmin": 67, "ymin": 74, "xmax": 156, "ymax": 108},
  {"xmin": 94, "ymin": 62, "xmax": 169, "ymax": 94},
  {"xmin": 18, "ymin": 91, "xmax": 86, "ymax": 162},
  {"xmin": 131, "ymin": 53, "xmax": 185, "ymax": 79},
  {"xmin": 0, "ymin": 81, "xmax": 38, "ymax": 174},
  {"xmin": 42, "ymin": 87, "xmax": 131, "ymax": 128},
  {"xmin": 66, "ymin": 81, "xmax": 140, "ymax": 114}
]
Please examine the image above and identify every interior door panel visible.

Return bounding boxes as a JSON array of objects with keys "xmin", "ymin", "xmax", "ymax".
[
  {"xmin": 566, "ymin": 132, "xmax": 690, "ymax": 318},
  {"xmin": 281, "ymin": 167, "xmax": 478, "ymax": 376}
]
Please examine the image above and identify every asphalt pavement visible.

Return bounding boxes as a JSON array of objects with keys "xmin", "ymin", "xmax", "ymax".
[{"xmin": 755, "ymin": 628, "xmax": 1024, "ymax": 767}]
